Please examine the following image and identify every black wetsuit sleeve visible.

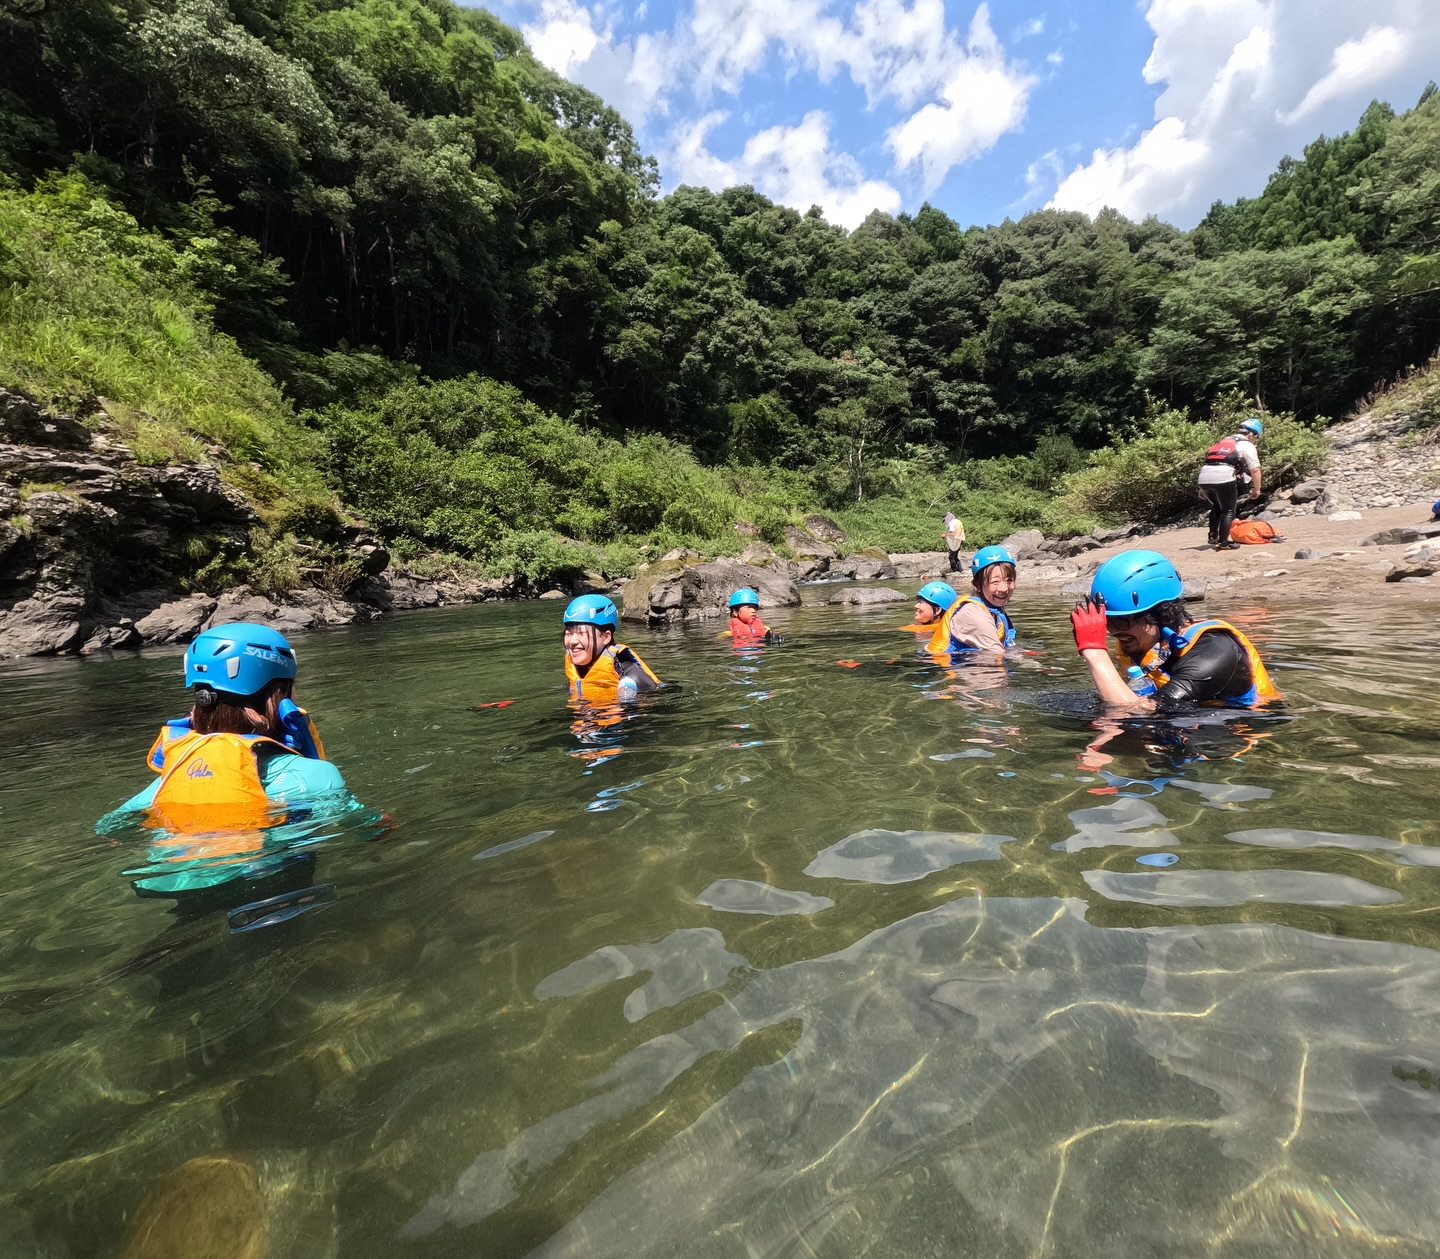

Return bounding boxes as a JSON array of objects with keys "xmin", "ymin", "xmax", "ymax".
[
  {"xmin": 616, "ymin": 654, "xmax": 660, "ymax": 695},
  {"xmin": 1154, "ymin": 631, "xmax": 1252, "ymax": 707}
]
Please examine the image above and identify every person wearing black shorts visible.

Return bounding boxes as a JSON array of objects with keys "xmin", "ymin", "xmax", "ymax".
[{"xmin": 1196, "ymin": 419, "xmax": 1263, "ymax": 549}]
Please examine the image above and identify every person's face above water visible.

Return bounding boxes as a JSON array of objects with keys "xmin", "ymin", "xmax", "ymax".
[
  {"xmin": 735, "ymin": 604, "xmax": 758, "ymax": 624},
  {"xmin": 977, "ymin": 564, "xmax": 1016, "ymax": 608},
  {"xmin": 913, "ymin": 598, "xmax": 939, "ymax": 625},
  {"xmin": 563, "ymin": 623, "xmax": 610, "ymax": 668},
  {"xmin": 1107, "ymin": 612, "xmax": 1163, "ymax": 658}
]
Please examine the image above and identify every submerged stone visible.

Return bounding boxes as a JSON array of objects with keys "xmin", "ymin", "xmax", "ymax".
[{"xmin": 121, "ymin": 1156, "xmax": 267, "ymax": 1259}]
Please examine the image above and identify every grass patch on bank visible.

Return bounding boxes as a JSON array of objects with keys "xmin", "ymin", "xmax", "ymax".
[
  {"xmin": 0, "ymin": 174, "xmax": 325, "ymax": 490},
  {"xmin": 1367, "ymin": 352, "xmax": 1440, "ymax": 439}
]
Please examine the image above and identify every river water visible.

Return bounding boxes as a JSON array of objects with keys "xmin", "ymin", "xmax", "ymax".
[{"xmin": 3, "ymin": 589, "xmax": 1440, "ymax": 1258}]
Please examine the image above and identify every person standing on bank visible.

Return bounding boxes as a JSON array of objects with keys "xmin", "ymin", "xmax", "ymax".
[
  {"xmin": 943, "ymin": 512, "xmax": 967, "ymax": 573},
  {"xmin": 1197, "ymin": 418, "xmax": 1263, "ymax": 550}
]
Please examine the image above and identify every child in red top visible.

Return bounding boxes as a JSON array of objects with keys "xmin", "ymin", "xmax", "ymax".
[{"xmin": 728, "ymin": 588, "xmax": 772, "ymax": 641}]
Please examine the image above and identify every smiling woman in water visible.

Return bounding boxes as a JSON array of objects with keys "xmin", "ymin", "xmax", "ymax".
[{"xmin": 562, "ymin": 595, "xmax": 662, "ymax": 705}]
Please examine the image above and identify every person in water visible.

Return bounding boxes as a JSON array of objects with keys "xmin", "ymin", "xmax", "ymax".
[
  {"xmin": 726, "ymin": 588, "xmax": 776, "ymax": 642},
  {"xmin": 146, "ymin": 629, "xmax": 327, "ymax": 772},
  {"xmin": 1069, "ymin": 549, "xmax": 1280, "ymax": 709},
  {"xmin": 100, "ymin": 622, "xmax": 356, "ymax": 847},
  {"xmin": 563, "ymin": 595, "xmax": 661, "ymax": 703},
  {"xmin": 901, "ymin": 580, "xmax": 959, "ymax": 655},
  {"xmin": 948, "ymin": 545, "xmax": 1018, "ymax": 654}
]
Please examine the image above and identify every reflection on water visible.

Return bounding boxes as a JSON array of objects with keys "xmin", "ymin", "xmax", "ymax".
[{"xmin": 3, "ymin": 594, "xmax": 1440, "ymax": 1257}]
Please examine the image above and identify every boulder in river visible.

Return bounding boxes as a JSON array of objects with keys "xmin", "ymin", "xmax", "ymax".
[
  {"xmin": 999, "ymin": 528, "xmax": 1045, "ymax": 558},
  {"xmin": 134, "ymin": 594, "xmax": 219, "ymax": 644},
  {"xmin": 121, "ymin": 1155, "xmax": 267, "ymax": 1259},
  {"xmin": 0, "ymin": 593, "xmax": 86, "ymax": 656},
  {"xmin": 888, "ymin": 552, "xmax": 950, "ymax": 580},
  {"xmin": 621, "ymin": 559, "xmax": 799, "ymax": 624},
  {"xmin": 833, "ymin": 549, "xmax": 896, "ymax": 581},
  {"xmin": 783, "ymin": 525, "xmax": 837, "ymax": 563},
  {"xmin": 739, "ymin": 541, "xmax": 782, "ymax": 567},
  {"xmin": 348, "ymin": 572, "xmax": 442, "ymax": 612}
]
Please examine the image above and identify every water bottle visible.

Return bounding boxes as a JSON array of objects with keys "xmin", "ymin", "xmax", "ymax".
[{"xmin": 1126, "ymin": 666, "xmax": 1157, "ymax": 697}]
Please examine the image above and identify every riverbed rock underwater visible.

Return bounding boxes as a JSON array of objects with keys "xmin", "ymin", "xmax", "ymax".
[{"xmin": 4, "ymin": 591, "xmax": 1440, "ymax": 1257}]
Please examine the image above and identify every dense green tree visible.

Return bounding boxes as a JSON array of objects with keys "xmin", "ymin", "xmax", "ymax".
[
  {"xmin": 1140, "ymin": 238, "xmax": 1379, "ymax": 416},
  {"xmin": 2, "ymin": 0, "xmax": 1438, "ymax": 573}
]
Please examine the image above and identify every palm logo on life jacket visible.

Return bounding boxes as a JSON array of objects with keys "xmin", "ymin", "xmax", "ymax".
[
  {"xmin": 146, "ymin": 731, "xmax": 295, "ymax": 834},
  {"xmin": 1136, "ymin": 618, "xmax": 1281, "ymax": 707}
]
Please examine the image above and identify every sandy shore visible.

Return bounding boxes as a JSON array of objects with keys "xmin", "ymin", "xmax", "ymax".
[{"xmin": 1026, "ymin": 503, "xmax": 1440, "ymax": 607}]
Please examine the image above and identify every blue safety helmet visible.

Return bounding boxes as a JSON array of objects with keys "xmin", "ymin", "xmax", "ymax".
[
  {"xmin": 916, "ymin": 580, "xmax": 958, "ymax": 612},
  {"xmin": 728, "ymin": 588, "xmax": 761, "ymax": 609},
  {"xmin": 185, "ymin": 622, "xmax": 297, "ymax": 696},
  {"xmin": 1090, "ymin": 550, "xmax": 1183, "ymax": 615},
  {"xmin": 971, "ymin": 545, "xmax": 1016, "ymax": 577},
  {"xmin": 563, "ymin": 593, "xmax": 619, "ymax": 629},
  {"xmin": 1239, "ymin": 417, "xmax": 1263, "ymax": 436}
]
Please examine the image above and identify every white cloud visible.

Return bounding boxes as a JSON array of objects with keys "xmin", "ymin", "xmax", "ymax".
[
  {"xmin": 521, "ymin": 0, "xmax": 672, "ymax": 123},
  {"xmin": 517, "ymin": 0, "xmax": 1035, "ymax": 196},
  {"xmin": 669, "ymin": 110, "xmax": 902, "ymax": 228},
  {"xmin": 1279, "ymin": 25, "xmax": 1407, "ymax": 125},
  {"xmin": 1047, "ymin": 0, "xmax": 1440, "ymax": 224},
  {"xmin": 885, "ymin": 5, "xmax": 1034, "ymax": 191}
]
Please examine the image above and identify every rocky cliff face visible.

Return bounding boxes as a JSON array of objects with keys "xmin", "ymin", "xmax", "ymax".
[
  {"xmin": 0, "ymin": 388, "xmax": 268, "ymax": 655},
  {"xmin": 0, "ymin": 388, "xmax": 510, "ymax": 659}
]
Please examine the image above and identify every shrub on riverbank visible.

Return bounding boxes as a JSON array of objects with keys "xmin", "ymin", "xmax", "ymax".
[{"xmin": 1057, "ymin": 399, "xmax": 1328, "ymax": 525}]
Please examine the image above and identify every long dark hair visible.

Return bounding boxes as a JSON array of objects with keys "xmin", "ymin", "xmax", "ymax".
[
  {"xmin": 191, "ymin": 678, "xmax": 294, "ymax": 738},
  {"xmin": 1149, "ymin": 599, "xmax": 1192, "ymax": 631}
]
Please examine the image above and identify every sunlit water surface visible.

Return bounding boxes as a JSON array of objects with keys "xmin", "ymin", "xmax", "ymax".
[{"xmin": 3, "ymin": 590, "xmax": 1440, "ymax": 1258}]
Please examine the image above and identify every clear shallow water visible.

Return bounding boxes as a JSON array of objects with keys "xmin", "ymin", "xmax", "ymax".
[{"xmin": 3, "ymin": 591, "xmax": 1440, "ymax": 1257}]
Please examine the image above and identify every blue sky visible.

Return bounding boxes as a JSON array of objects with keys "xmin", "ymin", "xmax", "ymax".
[{"xmin": 474, "ymin": 0, "xmax": 1440, "ymax": 230}]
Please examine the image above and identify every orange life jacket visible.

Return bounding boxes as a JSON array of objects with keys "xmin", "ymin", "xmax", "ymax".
[
  {"xmin": 1137, "ymin": 619, "xmax": 1281, "ymax": 706},
  {"xmin": 148, "ymin": 709, "xmax": 325, "ymax": 772},
  {"xmin": 728, "ymin": 614, "xmax": 769, "ymax": 639},
  {"xmin": 899, "ymin": 602, "xmax": 958, "ymax": 658},
  {"xmin": 564, "ymin": 643, "xmax": 661, "ymax": 704},
  {"xmin": 145, "ymin": 731, "xmax": 294, "ymax": 834}
]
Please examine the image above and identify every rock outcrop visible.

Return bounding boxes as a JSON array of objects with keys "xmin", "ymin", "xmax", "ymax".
[
  {"xmin": 620, "ymin": 559, "xmax": 800, "ymax": 624},
  {"xmin": 0, "ymin": 388, "xmax": 413, "ymax": 658},
  {"xmin": 888, "ymin": 552, "xmax": 951, "ymax": 580}
]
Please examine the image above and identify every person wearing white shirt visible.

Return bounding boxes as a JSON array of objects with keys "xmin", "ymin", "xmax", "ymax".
[{"xmin": 1196, "ymin": 418, "xmax": 1263, "ymax": 550}]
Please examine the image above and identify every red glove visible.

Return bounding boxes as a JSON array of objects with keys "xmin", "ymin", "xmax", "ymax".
[{"xmin": 1070, "ymin": 595, "xmax": 1109, "ymax": 653}]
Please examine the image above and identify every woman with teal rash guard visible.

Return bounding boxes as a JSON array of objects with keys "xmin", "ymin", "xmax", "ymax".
[
  {"xmin": 98, "ymin": 623, "xmax": 366, "ymax": 892},
  {"xmin": 948, "ymin": 546, "xmax": 1018, "ymax": 654}
]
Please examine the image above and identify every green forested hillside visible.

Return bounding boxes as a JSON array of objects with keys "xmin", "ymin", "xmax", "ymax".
[{"xmin": 2, "ymin": 0, "xmax": 1437, "ymax": 582}]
